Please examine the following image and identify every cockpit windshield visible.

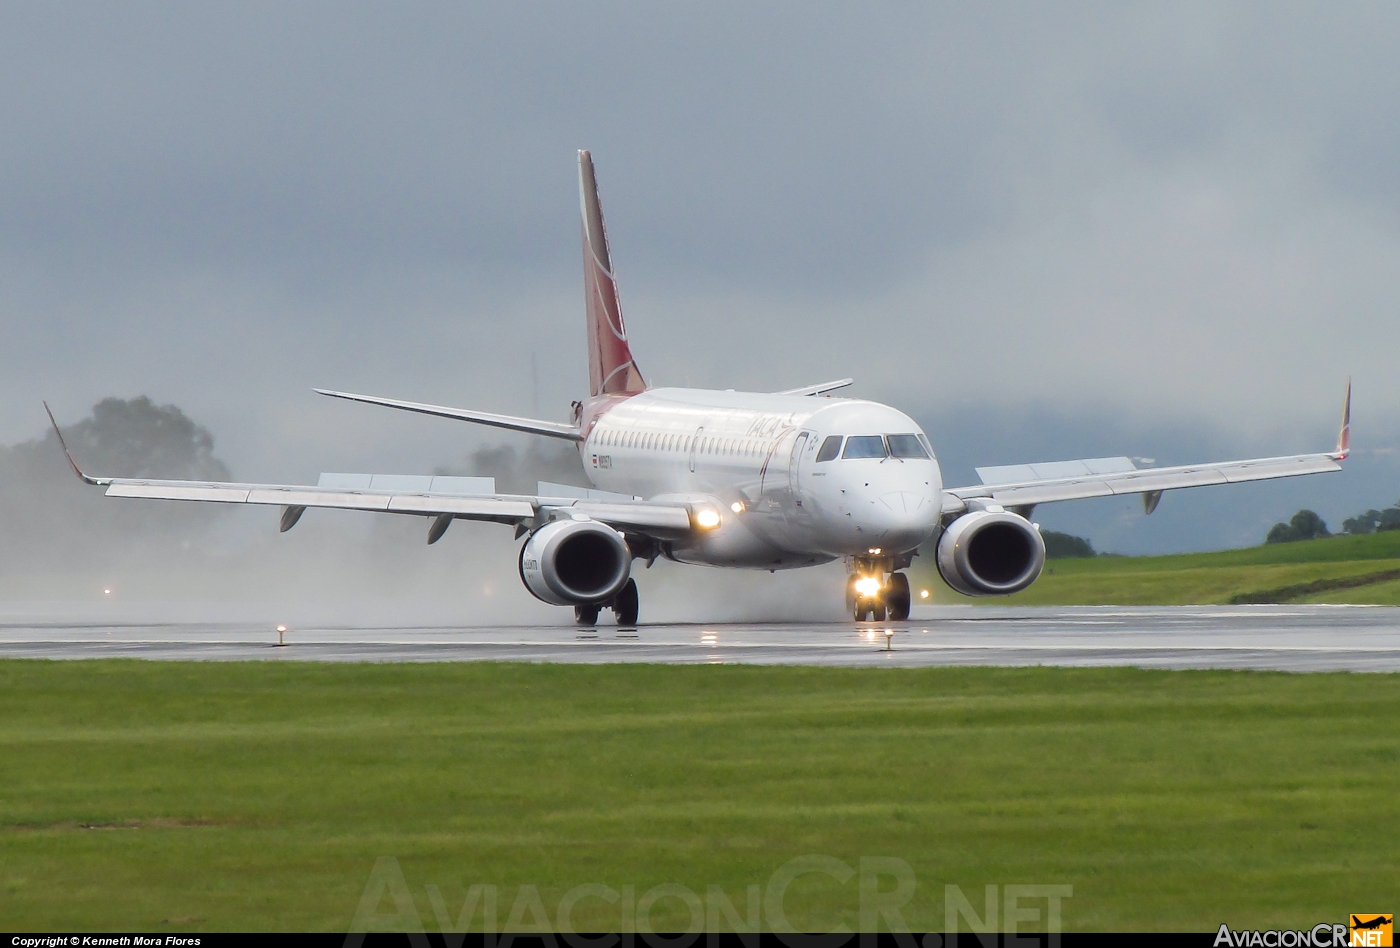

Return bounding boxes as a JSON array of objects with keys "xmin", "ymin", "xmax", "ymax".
[
  {"xmin": 815, "ymin": 435, "xmax": 843, "ymax": 462},
  {"xmin": 842, "ymin": 435, "xmax": 887, "ymax": 459},
  {"xmin": 887, "ymin": 434, "xmax": 931, "ymax": 459},
  {"xmin": 823, "ymin": 434, "xmax": 932, "ymax": 460}
]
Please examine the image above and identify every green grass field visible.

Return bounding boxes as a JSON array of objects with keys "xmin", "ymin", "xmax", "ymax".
[
  {"xmin": 912, "ymin": 530, "xmax": 1400, "ymax": 606},
  {"xmin": 1, "ymin": 660, "xmax": 1396, "ymax": 932}
]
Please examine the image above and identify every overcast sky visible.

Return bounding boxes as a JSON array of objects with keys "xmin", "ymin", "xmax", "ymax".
[{"xmin": 3, "ymin": 2, "xmax": 1397, "ymax": 553}]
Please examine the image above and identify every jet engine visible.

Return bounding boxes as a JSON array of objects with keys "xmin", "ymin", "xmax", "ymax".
[
  {"xmin": 518, "ymin": 519, "xmax": 633, "ymax": 605},
  {"xmin": 936, "ymin": 510, "xmax": 1046, "ymax": 597}
]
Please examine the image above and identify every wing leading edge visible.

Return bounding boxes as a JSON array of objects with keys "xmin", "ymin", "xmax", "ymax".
[{"xmin": 942, "ymin": 381, "xmax": 1351, "ymax": 515}]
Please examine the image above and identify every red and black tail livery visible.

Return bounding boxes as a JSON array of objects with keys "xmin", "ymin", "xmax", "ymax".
[{"xmin": 579, "ymin": 150, "xmax": 646, "ymax": 398}]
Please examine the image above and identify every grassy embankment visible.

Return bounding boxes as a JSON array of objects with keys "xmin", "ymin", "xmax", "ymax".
[
  {"xmin": 914, "ymin": 530, "xmax": 1400, "ymax": 606},
  {"xmin": 1, "ymin": 660, "xmax": 1397, "ymax": 931}
]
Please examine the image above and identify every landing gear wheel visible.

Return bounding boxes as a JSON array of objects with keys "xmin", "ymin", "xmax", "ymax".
[
  {"xmin": 886, "ymin": 572, "xmax": 911, "ymax": 621},
  {"xmin": 574, "ymin": 603, "xmax": 601, "ymax": 627},
  {"xmin": 612, "ymin": 579, "xmax": 639, "ymax": 627},
  {"xmin": 849, "ymin": 574, "xmax": 888, "ymax": 621}
]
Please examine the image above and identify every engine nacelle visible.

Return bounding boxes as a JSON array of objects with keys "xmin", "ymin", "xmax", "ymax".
[
  {"xmin": 936, "ymin": 510, "xmax": 1046, "ymax": 597},
  {"xmin": 518, "ymin": 518, "xmax": 632, "ymax": 606}
]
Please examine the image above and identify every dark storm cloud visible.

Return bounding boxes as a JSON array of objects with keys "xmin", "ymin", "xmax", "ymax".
[
  {"xmin": 2, "ymin": 2, "xmax": 1398, "ymax": 555},
  {"xmin": 0, "ymin": 2, "xmax": 997, "ymax": 289}
]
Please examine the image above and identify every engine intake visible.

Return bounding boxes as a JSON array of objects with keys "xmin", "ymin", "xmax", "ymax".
[
  {"xmin": 518, "ymin": 519, "xmax": 632, "ymax": 605},
  {"xmin": 936, "ymin": 510, "xmax": 1046, "ymax": 597}
]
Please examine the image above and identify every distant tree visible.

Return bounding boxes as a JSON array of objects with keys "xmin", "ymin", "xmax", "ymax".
[
  {"xmin": 0, "ymin": 397, "xmax": 232, "ymax": 575},
  {"xmin": 1342, "ymin": 511, "xmax": 1382, "ymax": 535},
  {"xmin": 1265, "ymin": 509, "xmax": 1332, "ymax": 544},
  {"xmin": 1340, "ymin": 502, "xmax": 1400, "ymax": 535},
  {"xmin": 1042, "ymin": 531, "xmax": 1096, "ymax": 558},
  {"xmin": 57, "ymin": 396, "xmax": 231, "ymax": 481}
]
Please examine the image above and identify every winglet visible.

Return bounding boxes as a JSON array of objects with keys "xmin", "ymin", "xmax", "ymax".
[
  {"xmin": 43, "ymin": 402, "xmax": 109, "ymax": 486},
  {"xmin": 1333, "ymin": 377, "xmax": 1351, "ymax": 460}
]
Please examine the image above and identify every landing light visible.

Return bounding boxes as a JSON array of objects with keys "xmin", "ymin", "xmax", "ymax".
[
  {"xmin": 854, "ymin": 576, "xmax": 881, "ymax": 597},
  {"xmin": 919, "ymin": 589, "xmax": 930, "ymax": 599},
  {"xmin": 867, "ymin": 548, "xmax": 882, "ymax": 554},
  {"xmin": 730, "ymin": 501, "xmax": 744, "ymax": 513},
  {"xmin": 695, "ymin": 508, "xmax": 721, "ymax": 529}
]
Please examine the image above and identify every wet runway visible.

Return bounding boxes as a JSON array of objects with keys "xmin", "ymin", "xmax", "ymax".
[{"xmin": 1, "ymin": 604, "xmax": 1398, "ymax": 671}]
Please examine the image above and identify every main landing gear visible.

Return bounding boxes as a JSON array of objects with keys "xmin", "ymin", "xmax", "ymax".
[
  {"xmin": 574, "ymin": 578, "xmax": 640, "ymax": 627},
  {"xmin": 846, "ymin": 570, "xmax": 912, "ymax": 622}
]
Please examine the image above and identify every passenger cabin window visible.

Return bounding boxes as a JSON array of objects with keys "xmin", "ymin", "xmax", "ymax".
[
  {"xmin": 887, "ymin": 434, "xmax": 931, "ymax": 459},
  {"xmin": 815, "ymin": 436, "xmax": 843, "ymax": 462},
  {"xmin": 842, "ymin": 435, "xmax": 887, "ymax": 459}
]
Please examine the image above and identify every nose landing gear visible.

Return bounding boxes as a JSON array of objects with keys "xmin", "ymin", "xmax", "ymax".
[{"xmin": 846, "ymin": 568, "xmax": 912, "ymax": 622}]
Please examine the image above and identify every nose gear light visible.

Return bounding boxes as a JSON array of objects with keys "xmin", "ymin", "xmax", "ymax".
[{"xmin": 854, "ymin": 576, "xmax": 882, "ymax": 597}]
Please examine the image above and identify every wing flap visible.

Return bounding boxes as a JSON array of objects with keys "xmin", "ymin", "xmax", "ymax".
[
  {"xmin": 386, "ymin": 495, "xmax": 535, "ymax": 518},
  {"xmin": 571, "ymin": 500, "xmax": 691, "ymax": 532},
  {"xmin": 246, "ymin": 487, "xmax": 392, "ymax": 510},
  {"xmin": 972, "ymin": 480, "xmax": 1115, "ymax": 506}
]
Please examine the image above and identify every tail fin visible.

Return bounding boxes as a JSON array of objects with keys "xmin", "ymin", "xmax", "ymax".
[{"xmin": 579, "ymin": 150, "xmax": 646, "ymax": 397}]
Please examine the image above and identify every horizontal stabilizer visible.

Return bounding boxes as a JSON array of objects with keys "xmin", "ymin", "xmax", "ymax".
[
  {"xmin": 774, "ymin": 378, "xmax": 855, "ymax": 397},
  {"xmin": 316, "ymin": 389, "xmax": 584, "ymax": 442}
]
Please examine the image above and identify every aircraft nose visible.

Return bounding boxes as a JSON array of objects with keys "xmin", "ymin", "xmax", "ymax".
[
  {"xmin": 863, "ymin": 491, "xmax": 935, "ymax": 549},
  {"xmin": 880, "ymin": 491, "xmax": 925, "ymax": 514}
]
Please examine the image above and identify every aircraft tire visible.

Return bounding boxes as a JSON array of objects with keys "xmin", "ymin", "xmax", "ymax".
[
  {"xmin": 575, "ymin": 603, "xmax": 601, "ymax": 627},
  {"xmin": 612, "ymin": 579, "xmax": 639, "ymax": 627},
  {"xmin": 886, "ymin": 573, "xmax": 911, "ymax": 621}
]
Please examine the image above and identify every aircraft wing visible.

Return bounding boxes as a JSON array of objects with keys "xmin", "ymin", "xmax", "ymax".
[
  {"xmin": 942, "ymin": 451, "xmax": 1343, "ymax": 513},
  {"xmin": 943, "ymin": 382, "xmax": 1351, "ymax": 514},
  {"xmin": 96, "ymin": 478, "xmax": 695, "ymax": 536},
  {"xmin": 43, "ymin": 405, "xmax": 695, "ymax": 539}
]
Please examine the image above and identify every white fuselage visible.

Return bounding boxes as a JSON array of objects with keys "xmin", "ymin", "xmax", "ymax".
[{"xmin": 579, "ymin": 388, "xmax": 943, "ymax": 568}]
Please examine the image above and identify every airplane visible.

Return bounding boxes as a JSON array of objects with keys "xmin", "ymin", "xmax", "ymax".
[
  {"xmin": 1351, "ymin": 916, "xmax": 1392, "ymax": 931},
  {"xmin": 46, "ymin": 150, "xmax": 1352, "ymax": 625}
]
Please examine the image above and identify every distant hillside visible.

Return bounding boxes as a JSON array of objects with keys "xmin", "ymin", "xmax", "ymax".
[{"xmin": 913, "ymin": 531, "xmax": 1400, "ymax": 605}]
